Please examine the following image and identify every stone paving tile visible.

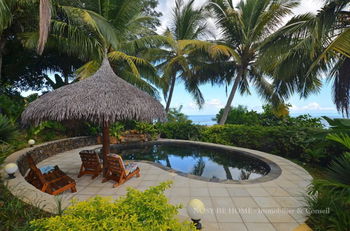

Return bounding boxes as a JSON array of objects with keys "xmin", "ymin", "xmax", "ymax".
[
  {"xmin": 253, "ymin": 197, "xmax": 281, "ymax": 208},
  {"xmin": 263, "ymin": 187, "xmax": 290, "ymax": 197},
  {"xmin": 246, "ymin": 187, "xmax": 270, "ymax": 197},
  {"xmin": 190, "ymin": 187, "xmax": 210, "ymax": 197},
  {"xmin": 209, "ymin": 187, "xmax": 230, "ymax": 197},
  {"xmin": 227, "ymin": 188, "xmax": 249, "ymax": 197},
  {"xmin": 262, "ymin": 208, "xmax": 296, "ymax": 223},
  {"xmin": 170, "ymin": 187, "xmax": 190, "ymax": 197},
  {"xmin": 245, "ymin": 223, "xmax": 277, "ymax": 231},
  {"xmin": 219, "ymin": 223, "xmax": 248, "ymax": 231},
  {"xmin": 239, "ymin": 209, "xmax": 269, "ymax": 223},
  {"xmin": 274, "ymin": 197, "xmax": 302, "ymax": 208},
  {"xmin": 272, "ymin": 222, "xmax": 300, "ymax": 231},
  {"xmin": 232, "ymin": 197, "xmax": 259, "ymax": 208}
]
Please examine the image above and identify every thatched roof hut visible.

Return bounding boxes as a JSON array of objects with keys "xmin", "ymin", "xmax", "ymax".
[
  {"xmin": 21, "ymin": 58, "xmax": 165, "ymax": 126},
  {"xmin": 21, "ymin": 58, "xmax": 165, "ymax": 174}
]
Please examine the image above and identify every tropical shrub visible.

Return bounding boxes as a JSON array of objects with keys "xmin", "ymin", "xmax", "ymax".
[
  {"xmin": 0, "ymin": 182, "xmax": 50, "ymax": 231},
  {"xmin": 30, "ymin": 182, "xmax": 195, "ymax": 231},
  {"xmin": 26, "ymin": 121, "xmax": 66, "ymax": 141},
  {"xmin": 109, "ymin": 122, "xmax": 125, "ymax": 139},
  {"xmin": 199, "ymin": 124, "xmax": 343, "ymax": 164},
  {"xmin": 215, "ymin": 105, "xmax": 323, "ymax": 128},
  {"xmin": 215, "ymin": 105, "xmax": 260, "ymax": 125},
  {"xmin": 306, "ymin": 133, "xmax": 350, "ymax": 231},
  {"xmin": 135, "ymin": 122, "xmax": 159, "ymax": 139},
  {"xmin": 0, "ymin": 114, "xmax": 18, "ymax": 142},
  {"xmin": 158, "ymin": 121, "xmax": 202, "ymax": 140}
]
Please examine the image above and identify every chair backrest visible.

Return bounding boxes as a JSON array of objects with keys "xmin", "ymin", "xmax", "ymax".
[
  {"xmin": 79, "ymin": 150, "xmax": 100, "ymax": 169},
  {"xmin": 106, "ymin": 154, "xmax": 126, "ymax": 175},
  {"xmin": 26, "ymin": 154, "xmax": 46, "ymax": 184}
]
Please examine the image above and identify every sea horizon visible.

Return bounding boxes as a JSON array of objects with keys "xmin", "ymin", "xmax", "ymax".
[{"xmin": 187, "ymin": 112, "xmax": 345, "ymax": 126}]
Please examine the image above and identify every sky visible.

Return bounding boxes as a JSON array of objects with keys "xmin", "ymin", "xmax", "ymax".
[{"xmin": 155, "ymin": 0, "xmax": 343, "ymax": 116}]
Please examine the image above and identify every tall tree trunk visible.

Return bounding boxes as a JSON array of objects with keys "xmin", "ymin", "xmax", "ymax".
[
  {"xmin": 37, "ymin": 0, "xmax": 51, "ymax": 55},
  {"xmin": 165, "ymin": 75, "xmax": 176, "ymax": 113},
  {"xmin": 219, "ymin": 70, "xmax": 243, "ymax": 125},
  {"xmin": 223, "ymin": 165, "xmax": 233, "ymax": 180}
]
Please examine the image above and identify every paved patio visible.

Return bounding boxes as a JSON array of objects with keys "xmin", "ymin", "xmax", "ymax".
[{"xmin": 28, "ymin": 144, "xmax": 312, "ymax": 231}]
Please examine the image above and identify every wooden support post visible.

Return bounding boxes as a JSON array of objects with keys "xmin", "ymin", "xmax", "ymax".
[{"xmin": 102, "ymin": 121, "xmax": 110, "ymax": 176}]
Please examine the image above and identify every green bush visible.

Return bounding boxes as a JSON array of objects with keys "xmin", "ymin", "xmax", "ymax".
[
  {"xmin": 158, "ymin": 121, "xmax": 202, "ymax": 140},
  {"xmin": 215, "ymin": 104, "xmax": 323, "ymax": 128},
  {"xmin": 30, "ymin": 182, "xmax": 195, "ymax": 231},
  {"xmin": 0, "ymin": 182, "xmax": 50, "ymax": 231},
  {"xmin": 215, "ymin": 105, "xmax": 260, "ymax": 125},
  {"xmin": 0, "ymin": 114, "xmax": 18, "ymax": 142},
  {"xmin": 135, "ymin": 122, "xmax": 159, "ymax": 139},
  {"xmin": 199, "ymin": 124, "xmax": 342, "ymax": 163},
  {"xmin": 26, "ymin": 121, "xmax": 66, "ymax": 141},
  {"xmin": 306, "ymin": 134, "xmax": 350, "ymax": 231}
]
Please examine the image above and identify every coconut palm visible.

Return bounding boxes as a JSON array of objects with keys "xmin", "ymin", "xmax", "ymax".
[
  {"xmin": 144, "ymin": 0, "xmax": 209, "ymax": 112},
  {"xmin": 22, "ymin": 0, "xmax": 164, "ymax": 96},
  {"xmin": 200, "ymin": 0, "xmax": 300, "ymax": 124},
  {"xmin": 261, "ymin": 0, "xmax": 350, "ymax": 116}
]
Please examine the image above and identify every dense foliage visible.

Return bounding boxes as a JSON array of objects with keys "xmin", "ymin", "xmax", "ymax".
[
  {"xmin": 30, "ymin": 182, "xmax": 195, "ymax": 231},
  {"xmin": 0, "ymin": 115, "xmax": 17, "ymax": 142},
  {"xmin": 306, "ymin": 119, "xmax": 350, "ymax": 231},
  {"xmin": 215, "ymin": 105, "xmax": 323, "ymax": 127}
]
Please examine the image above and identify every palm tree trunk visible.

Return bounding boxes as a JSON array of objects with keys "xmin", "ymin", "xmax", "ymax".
[
  {"xmin": 37, "ymin": 0, "xmax": 51, "ymax": 55},
  {"xmin": 165, "ymin": 75, "xmax": 176, "ymax": 113},
  {"xmin": 219, "ymin": 71, "xmax": 242, "ymax": 125},
  {"xmin": 223, "ymin": 165, "xmax": 233, "ymax": 180}
]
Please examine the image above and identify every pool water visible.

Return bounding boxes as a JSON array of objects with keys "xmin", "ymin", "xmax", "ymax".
[{"xmin": 111, "ymin": 144, "xmax": 270, "ymax": 181}]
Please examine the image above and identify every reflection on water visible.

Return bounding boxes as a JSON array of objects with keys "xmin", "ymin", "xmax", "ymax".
[{"xmin": 111, "ymin": 144, "xmax": 270, "ymax": 181}]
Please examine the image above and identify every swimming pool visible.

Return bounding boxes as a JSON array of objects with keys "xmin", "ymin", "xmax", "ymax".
[{"xmin": 109, "ymin": 142, "xmax": 270, "ymax": 181}]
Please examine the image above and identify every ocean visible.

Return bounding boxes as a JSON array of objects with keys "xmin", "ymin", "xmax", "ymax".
[{"xmin": 187, "ymin": 113, "xmax": 345, "ymax": 126}]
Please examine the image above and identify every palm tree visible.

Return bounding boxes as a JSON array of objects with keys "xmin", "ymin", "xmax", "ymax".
[
  {"xmin": 261, "ymin": 0, "xmax": 350, "ymax": 116},
  {"xmin": 22, "ymin": 0, "xmax": 164, "ymax": 96},
  {"xmin": 144, "ymin": 0, "xmax": 209, "ymax": 112},
  {"xmin": 203, "ymin": 0, "xmax": 300, "ymax": 124}
]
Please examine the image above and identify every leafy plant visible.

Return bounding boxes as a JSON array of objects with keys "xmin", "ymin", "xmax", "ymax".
[
  {"xmin": 30, "ymin": 181, "xmax": 195, "ymax": 231},
  {"xmin": 26, "ymin": 121, "xmax": 66, "ymax": 141},
  {"xmin": 135, "ymin": 122, "xmax": 159, "ymax": 139},
  {"xmin": 0, "ymin": 182, "xmax": 50, "ymax": 231},
  {"xmin": 306, "ymin": 127, "xmax": 350, "ymax": 231},
  {"xmin": 109, "ymin": 122, "xmax": 125, "ymax": 139},
  {"xmin": 158, "ymin": 121, "xmax": 202, "ymax": 140},
  {"xmin": 167, "ymin": 106, "xmax": 189, "ymax": 123},
  {"xmin": 0, "ymin": 114, "xmax": 18, "ymax": 142},
  {"xmin": 215, "ymin": 104, "xmax": 323, "ymax": 128}
]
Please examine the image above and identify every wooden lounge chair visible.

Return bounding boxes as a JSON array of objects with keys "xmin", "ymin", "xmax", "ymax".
[
  {"xmin": 78, "ymin": 150, "xmax": 102, "ymax": 179},
  {"xmin": 102, "ymin": 154, "xmax": 140, "ymax": 187},
  {"xmin": 25, "ymin": 155, "xmax": 77, "ymax": 195}
]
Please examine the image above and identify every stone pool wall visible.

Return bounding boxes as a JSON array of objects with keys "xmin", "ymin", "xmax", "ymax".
[{"xmin": 17, "ymin": 136, "xmax": 97, "ymax": 176}]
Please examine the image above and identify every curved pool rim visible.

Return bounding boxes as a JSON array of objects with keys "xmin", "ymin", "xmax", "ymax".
[{"xmin": 110, "ymin": 139, "xmax": 282, "ymax": 184}]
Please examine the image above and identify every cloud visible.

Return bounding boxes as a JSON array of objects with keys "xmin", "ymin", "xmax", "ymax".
[
  {"xmin": 185, "ymin": 98, "xmax": 225, "ymax": 111},
  {"xmin": 290, "ymin": 102, "xmax": 336, "ymax": 112}
]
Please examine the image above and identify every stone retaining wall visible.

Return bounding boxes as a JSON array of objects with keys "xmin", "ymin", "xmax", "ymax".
[{"xmin": 17, "ymin": 137, "xmax": 97, "ymax": 176}]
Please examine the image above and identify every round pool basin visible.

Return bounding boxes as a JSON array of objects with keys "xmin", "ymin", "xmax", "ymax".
[{"xmin": 107, "ymin": 140, "xmax": 281, "ymax": 183}]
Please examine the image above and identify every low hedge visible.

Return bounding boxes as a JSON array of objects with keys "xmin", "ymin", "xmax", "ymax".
[{"xmin": 158, "ymin": 123, "xmax": 344, "ymax": 166}]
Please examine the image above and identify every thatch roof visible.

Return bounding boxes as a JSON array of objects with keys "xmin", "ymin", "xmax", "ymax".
[{"xmin": 21, "ymin": 58, "xmax": 166, "ymax": 125}]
